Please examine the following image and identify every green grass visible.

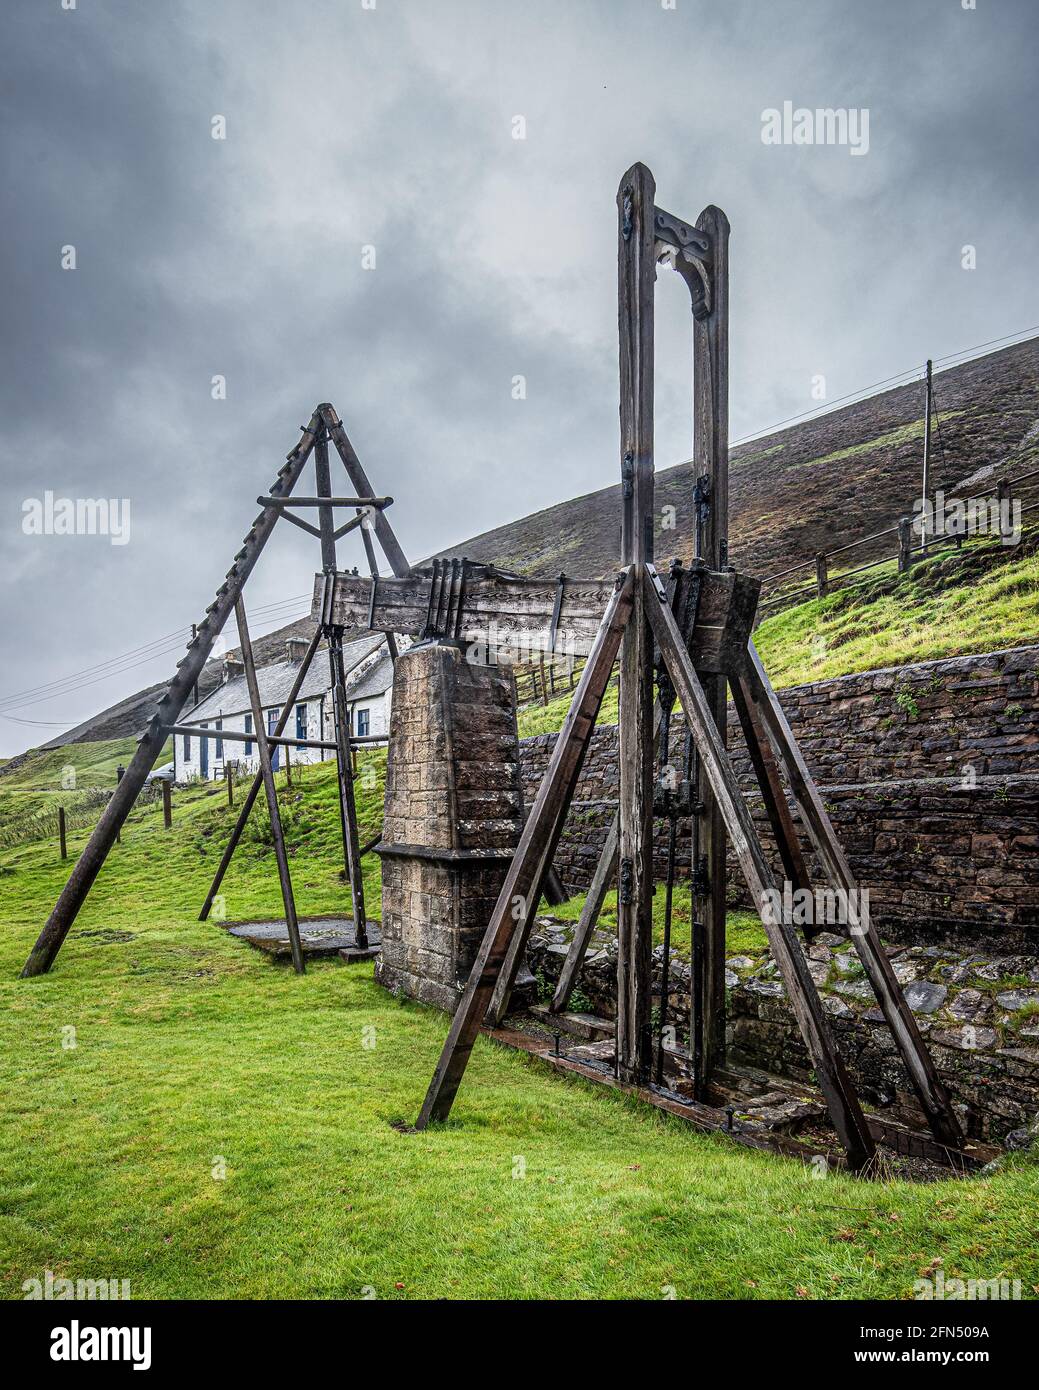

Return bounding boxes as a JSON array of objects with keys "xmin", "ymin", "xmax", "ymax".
[
  {"xmin": 755, "ymin": 534, "xmax": 1039, "ymax": 688},
  {"xmin": 2, "ymin": 754, "xmax": 1037, "ymax": 1300},
  {"xmin": 0, "ymin": 737, "xmax": 174, "ymax": 848},
  {"xmin": 543, "ymin": 886, "xmax": 768, "ymax": 959},
  {"xmin": 786, "ymin": 411, "xmax": 965, "ymax": 475}
]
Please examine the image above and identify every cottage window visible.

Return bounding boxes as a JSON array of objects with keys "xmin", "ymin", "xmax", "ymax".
[
  {"xmin": 356, "ymin": 707, "xmax": 370, "ymax": 738},
  {"xmin": 183, "ymin": 732, "xmax": 191, "ymax": 759},
  {"xmin": 243, "ymin": 713, "xmax": 253, "ymax": 755},
  {"xmin": 215, "ymin": 719, "xmax": 223, "ymax": 759},
  {"xmin": 295, "ymin": 703, "xmax": 307, "ymax": 741}
]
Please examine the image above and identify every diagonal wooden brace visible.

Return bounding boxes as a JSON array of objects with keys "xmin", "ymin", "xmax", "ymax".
[{"xmin": 740, "ymin": 642, "xmax": 964, "ymax": 1148}]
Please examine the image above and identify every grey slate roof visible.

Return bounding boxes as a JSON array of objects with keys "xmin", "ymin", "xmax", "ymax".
[{"xmin": 185, "ymin": 633, "xmax": 385, "ymax": 722}]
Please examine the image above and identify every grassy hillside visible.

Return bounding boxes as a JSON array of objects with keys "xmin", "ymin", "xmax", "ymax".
[
  {"xmin": 0, "ymin": 737, "xmax": 172, "ymax": 849},
  {"xmin": 437, "ymin": 338, "xmax": 1039, "ymax": 585},
  {"xmin": 2, "ymin": 752, "xmax": 1036, "ymax": 1299}
]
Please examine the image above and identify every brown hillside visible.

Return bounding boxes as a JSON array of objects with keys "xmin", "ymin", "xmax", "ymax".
[{"xmin": 433, "ymin": 337, "xmax": 1039, "ymax": 581}]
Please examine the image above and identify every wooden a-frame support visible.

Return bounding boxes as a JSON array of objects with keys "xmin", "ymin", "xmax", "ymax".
[{"xmin": 20, "ymin": 403, "xmax": 410, "ymax": 979}]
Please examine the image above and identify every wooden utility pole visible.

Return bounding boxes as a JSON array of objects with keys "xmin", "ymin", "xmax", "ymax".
[
  {"xmin": 615, "ymin": 163, "xmax": 657, "ymax": 1085},
  {"xmin": 920, "ymin": 358, "xmax": 933, "ymax": 552}
]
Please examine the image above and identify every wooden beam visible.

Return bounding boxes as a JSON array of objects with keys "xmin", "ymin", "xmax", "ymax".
[
  {"xmin": 415, "ymin": 568, "xmax": 635, "ymax": 1129},
  {"xmin": 550, "ymin": 813, "xmax": 618, "ymax": 1014},
  {"xmin": 730, "ymin": 677, "xmax": 813, "ymax": 909},
  {"xmin": 644, "ymin": 566, "xmax": 875, "ymax": 1169},
  {"xmin": 327, "ymin": 628, "xmax": 368, "ymax": 945},
  {"xmin": 20, "ymin": 412, "xmax": 322, "ymax": 978},
  {"xmin": 742, "ymin": 641, "xmax": 964, "ymax": 1148},
  {"xmin": 318, "ymin": 404, "xmax": 411, "ymax": 578},
  {"xmin": 692, "ymin": 203, "xmax": 731, "ymax": 1083},
  {"xmin": 314, "ymin": 565, "xmax": 753, "ymax": 672},
  {"xmin": 616, "ymin": 161, "xmax": 657, "ymax": 1085},
  {"xmin": 235, "ymin": 597, "xmax": 305, "ymax": 975}
]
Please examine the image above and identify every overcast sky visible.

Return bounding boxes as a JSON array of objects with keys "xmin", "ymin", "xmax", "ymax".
[{"xmin": 2, "ymin": 0, "xmax": 1037, "ymax": 756}]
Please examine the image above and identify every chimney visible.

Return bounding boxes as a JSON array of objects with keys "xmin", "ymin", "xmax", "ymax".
[
  {"xmin": 223, "ymin": 654, "xmax": 245, "ymax": 683},
  {"xmin": 286, "ymin": 638, "xmax": 308, "ymax": 664}
]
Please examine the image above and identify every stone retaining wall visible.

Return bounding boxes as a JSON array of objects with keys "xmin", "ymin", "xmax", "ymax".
[{"xmin": 520, "ymin": 647, "xmax": 1039, "ymax": 951}]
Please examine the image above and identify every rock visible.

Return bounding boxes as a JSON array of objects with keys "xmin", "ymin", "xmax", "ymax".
[
  {"xmin": 996, "ymin": 989, "xmax": 1039, "ymax": 1013},
  {"xmin": 947, "ymin": 988, "xmax": 992, "ymax": 1024},
  {"xmin": 724, "ymin": 969, "xmax": 739, "ymax": 989},
  {"xmin": 822, "ymin": 995, "xmax": 853, "ymax": 1018},
  {"xmin": 903, "ymin": 981, "xmax": 947, "ymax": 1014},
  {"xmin": 745, "ymin": 978, "xmax": 785, "ymax": 998},
  {"xmin": 833, "ymin": 978, "xmax": 873, "ymax": 1000},
  {"xmin": 727, "ymin": 955, "xmax": 757, "ymax": 973},
  {"xmin": 833, "ymin": 951, "xmax": 863, "ymax": 978},
  {"xmin": 891, "ymin": 959, "xmax": 920, "ymax": 985},
  {"xmin": 930, "ymin": 1025, "xmax": 998, "ymax": 1051}
]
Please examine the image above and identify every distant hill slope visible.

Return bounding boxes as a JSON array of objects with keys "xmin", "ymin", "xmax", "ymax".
[
  {"xmin": 18, "ymin": 336, "xmax": 1038, "ymax": 755},
  {"xmin": 433, "ymin": 337, "xmax": 1039, "ymax": 581}
]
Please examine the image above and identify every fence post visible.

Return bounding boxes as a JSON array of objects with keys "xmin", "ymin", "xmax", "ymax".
[
  {"xmin": 538, "ymin": 654, "xmax": 549, "ymax": 706},
  {"xmin": 814, "ymin": 552, "xmax": 828, "ymax": 597},
  {"xmin": 116, "ymin": 764, "xmax": 125, "ymax": 842},
  {"xmin": 284, "ymin": 745, "xmax": 292, "ymax": 787},
  {"xmin": 226, "ymin": 764, "xmax": 234, "ymax": 807},
  {"xmin": 58, "ymin": 806, "xmax": 67, "ymax": 860},
  {"xmin": 897, "ymin": 516, "xmax": 913, "ymax": 574},
  {"xmin": 162, "ymin": 778, "xmax": 172, "ymax": 830}
]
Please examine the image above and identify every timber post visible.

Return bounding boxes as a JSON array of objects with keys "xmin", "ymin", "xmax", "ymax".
[
  {"xmin": 58, "ymin": 806, "xmax": 67, "ymax": 860},
  {"xmin": 162, "ymin": 778, "xmax": 172, "ymax": 830},
  {"xmin": 615, "ymin": 162, "xmax": 657, "ymax": 1085},
  {"xmin": 692, "ymin": 202, "xmax": 731, "ymax": 1084}
]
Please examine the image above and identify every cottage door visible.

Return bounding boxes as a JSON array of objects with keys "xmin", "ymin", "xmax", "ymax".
[{"xmin": 267, "ymin": 709, "xmax": 280, "ymax": 770}]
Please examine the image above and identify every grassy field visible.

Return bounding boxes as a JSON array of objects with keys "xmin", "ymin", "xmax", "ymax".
[
  {"xmin": 1, "ymin": 754, "xmax": 1037, "ymax": 1300},
  {"xmin": 0, "ymin": 737, "xmax": 173, "ymax": 849}
]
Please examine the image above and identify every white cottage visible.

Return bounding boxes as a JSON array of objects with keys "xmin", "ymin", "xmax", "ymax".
[{"xmin": 173, "ymin": 633, "xmax": 396, "ymax": 783}]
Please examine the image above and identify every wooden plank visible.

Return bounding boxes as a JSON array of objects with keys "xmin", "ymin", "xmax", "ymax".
[
  {"xmin": 235, "ymin": 598, "xmax": 305, "ymax": 975},
  {"xmin": 692, "ymin": 204, "xmax": 731, "ymax": 1084},
  {"xmin": 415, "ymin": 568, "xmax": 635, "ymax": 1129},
  {"xmin": 644, "ymin": 566, "xmax": 875, "ymax": 1169},
  {"xmin": 615, "ymin": 162, "xmax": 657, "ymax": 1086},
  {"xmin": 318, "ymin": 404, "xmax": 411, "ymax": 578},
  {"xmin": 742, "ymin": 641, "xmax": 964, "ymax": 1148},
  {"xmin": 550, "ymin": 814, "xmax": 618, "ymax": 1013},
  {"xmin": 20, "ymin": 413, "xmax": 322, "ymax": 978}
]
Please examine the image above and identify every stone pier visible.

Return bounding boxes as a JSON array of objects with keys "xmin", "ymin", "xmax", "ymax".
[{"xmin": 375, "ymin": 642, "xmax": 524, "ymax": 1010}]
